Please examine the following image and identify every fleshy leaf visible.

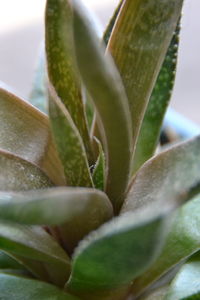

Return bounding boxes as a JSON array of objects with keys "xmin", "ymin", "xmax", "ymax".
[
  {"xmin": 131, "ymin": 195, "xmax": 200, "ymax": 298},
  {"xmin": 0, "ymin": 149, "xmax": 53, "ymax": 191},
  {"xmin": 0, "ymin": 273, "xmax": 80, "ymax": 300},
  {"xmin": 165, "ymin": 252, "xmax": 200, "ymax": 300},
  {"xmin": 72, "ymin": 0, "xmax": 132, "ymax": 213},
  {"xmin": 123, "ymin": 136, "xmax": 200, "ymax": 213},
  {"xmin": 92, "ymin": 139, "xmax": 106, "ymax": 191},
  {"xmin": 140, "ymin": 286, "xmax": 169, "ymax": 300},
  {"xmin": 0, "ymin": 86, "xmax": 65, "ymax": 185},
  {"xmin": 132, "ymin": 21, "xmax": 180, "ymax": 173},
  {"xmin": 29, "ymin": 47, "xmax": 48, "ymax": 114},
  {"xmin": 0, "ymin": 251, "xmax": 22, "ymax": 270},
  {"xmin": 0, "ymin": 221, "xmax": 70, "ymax": 286},
  {"xmin": 107, "ymin": 0, "xmax": 183, "ymax": 147},
  {"xmin": 0, "ymin": 187, "xmax": 112, "ymax": 225},
  {"xmin": 45, "ymin": 0, "xmax": 93, "ymax": 164},
  {"xmin": 67, "ymin": 205, "xmax": 170, "ymax": 293},
  {"xmin": 48, "ymin": 85, "xmax": 93, "ymax": 187}
]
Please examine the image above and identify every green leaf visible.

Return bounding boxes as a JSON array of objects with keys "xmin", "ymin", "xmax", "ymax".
[
  {"xmin": 0, "ymin": 273, "xmax": 80, "ymax": 300},
  {"xmin": 45, "ymin": 0, "xmax": 93, "ymax": 164},
  {"xmin": 0, "ymin": 149, "xmax": 53, "ymax": 191},
  {"xmin": 0, "ymin": 251, "xmax": 22, "ymax": 270},
  {"xmin": 132, "ymin": 20, "xmax": 181, "ymax": 174},
  {"xmin": 92, "ymin": 139, "xmax": 106, "ymax": 191},
  {"xmin": 48, "ymin": 85, "xmax": 93, "ymax": 187},
  {"xmin": 29, "ymin": 48, "xmax": 48, "ymax": 114},
  {"xmin": 165, "ymin": 252, "xmax": 200, "ymax": 300},
  {"xmin": 0, "ymin": 187, "xmax": 112, "ymax": 225},
  {"xmin": 141, "ymin": 286, "xmax": 169, "ymax": 300},
  {"xmin": 122, "ymin": 136, "xmax": 200, "ymax": 213},
  {"xmin": 0, "ymin": 221, "xmax": 70, "ymax": 286},
  {"xmin": 67, "ymin": 205, "xmax": 170, "ymax": 293},
  {"xmin": 71, "ymin": 0, "xmax": 132, "ymax": 213},
  {"xmin": 108, "ymin": 0, "xmax": 183, "ymax": 147},
  {"xmin": 131, "ymin": 195, "xmax": 200, "ymax": 298},
  {"xmin": 0, "ymin": 86, "xmax": 65, "ymax": 185}
]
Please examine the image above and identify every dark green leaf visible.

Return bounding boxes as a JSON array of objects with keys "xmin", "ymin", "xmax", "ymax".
[
  {"xmin": 48, "ymin": 85, "xmax": 93, "ymax": 187},
  {"xmin": 123, "ymin": 136, "xmax": 200, "ymax": 213},
  {"xmin": 0, "ymin": 251, "xmax": 22, "ymax": 270},
  {"xmin": 72, "ymin": 0, "xmax": 132, "ymax": 213},
  {"xmin": 45, "ymin": 0, "xmax": 93, "ymax": 164},
  {"xmin": 165, "ymin": 252, "xmax": 200, "ymax": 300},
  {"xmin": 0, "ymin": 221, "xmax": 70, "ymax": 286},
  {"xmin": 0, "ymin": 273, "xmax": 80, "ymax": 300},
  {"xmin": 0, "ymin": 86, "xmax": 65, "ymax": 185},
  {"xmin": 29, "ymin": 48, "xmax": 48, "ymax": 114},
  {"xmin": 132, "ymin": 20, "xmax": 181, "ymax": 173},
  {"xmin": 108, "ymin": 0, "xmax": 183, "ymax": 148},
  {"xmin": 131, "ymin": 195, "xmax": 200, "ymax": 298},
  {"xmin": 0, "ymin": 150, "xmax": 53, "ymax": 191},
  {"xmin": 67, "ymin": 205, "xmax": 170, "ymax": 293},
  {"xmin": 92, "ymin": 139, "xmax": 106, "ymax": 191}
]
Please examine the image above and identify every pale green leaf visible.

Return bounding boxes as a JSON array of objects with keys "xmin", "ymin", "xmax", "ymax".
[
  {"xmin": 29, "ymin": 48, "xmax": 48, "ymax": 114},
  {"xmin": 123, "ymin": 136, "xmax": 200, "ymax": 213},
  {"xmin": 92, "ymin": 139, "xmax": 106, "ymax": 191},
  {"xmin": 48, "ymin": 85, "xmax": 93, "ymax": 187},
  {"xmin": 45, "ymin": 0, "xmax": 93, "ymax": 164},
  {"xmin": 165, "ymin": 252, "xmax": 200, "ymax": 300},
  {"xmin": 0, "ymin": 221, "xmax": 70, "ymax": 286},
  {"xmin": 131, "ymin": 195, "xmax": 200, "ymax": 298},
  {"xmin": 0, "ymin": 273, "xmax": 80, "ymax": 300},
  {"xmin": 0, "ymin": 86, "xmax": 65, "ymax": 185},
  {"xmin": 72, "ymin": 0, "xmax": 132, "ymax": 213},
  {"xmin": 132, "ymin": 21, "xmax": 180, "ymax": 173},
  {"xmin": 67, "ymin": 205, "xmax": 170, "ymax": 293},
  {"xmin": 108, "ymin": 0, "xmax": 183, "ymax": 148},
  {"xmin": 0, "ymin": 149, "xmax": 53, "ymax": 191}
]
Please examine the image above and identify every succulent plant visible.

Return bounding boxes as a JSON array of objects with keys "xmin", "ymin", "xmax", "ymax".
[{"xmin": 0, "ymin": 0, "xmax": 200, "ymax": 299}]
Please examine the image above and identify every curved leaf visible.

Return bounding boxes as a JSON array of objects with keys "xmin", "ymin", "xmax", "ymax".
[
  {"xmin": 67, "ymin": 205, "xmax": 170, "ymax": 293},
  {"xmin": 0, "ymin": 251, "xmax": 22, "ymax": 270},
  {"xmin": 108, "ymin": 0, "xmax": 183, "ymax": 147},
  {"xmin": 0, "ymin": 187, "xmax": 112, "ymax": 225},
  {"xmin": 131, "ymin": 195, "xmax": 200, "ymax": 298},
  {"xmin": 45, "ymin": 0, "xmax": 93, "ymax": 164},
  {"xmin": 0, "ymin": 86, "xmax": 65, "ymax": 185},
  {"xmin": 165, "ymin": 252, "xmax": 200, "ymax": 300},
  {"xmin": 0, "ymin": 221, "xmax": 70, "ymax": 286},
  {"xmin": 123, "ymin": 136, "xmax": 200, "ymax": 213},
  {"xmin": 141, "ymin": 286, "xmax": 169, "ymax": 300},
  {"xmin": 92, "ymin": 139, "xmax": 106, "ymax": 191},
  {"xmin": 132, "ymin": 21, "xmax": 181, "ymax": 173},
  {"xmin": 72, "ymin": 0, "xmax": 132, "ymax": 213},
  {"xmin": 0, "ymin": 273, "xmax": 80, "ymax": 300},
  {"xmin": 0, "ymin": 149, "xmax": 53, "ymax": 191},
  {"xmin": 48, "ymin": 85, "xmax": 93, "ymax": 187}
]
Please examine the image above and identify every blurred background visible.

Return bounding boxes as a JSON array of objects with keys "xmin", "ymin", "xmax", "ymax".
[{"xmin": 0, "ymin": 0, "xmax": 199, "ymax": 125}]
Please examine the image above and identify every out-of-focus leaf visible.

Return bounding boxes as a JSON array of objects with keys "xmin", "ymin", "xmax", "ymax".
[
  {"xmin": 0, "ymin": 188, "xmax": 113, "ymax": 249},
  {"xmin": 67, "ymin": 205, "xmax": 170, "ymax": 293},
  {"xmin": 131, "ymin": 195, "xmax": 200, "ymax": 298},
  {"xmin": 48, "ymin": 85, "xmax": 93, "ymax": 187},
  {"xmin": 0, "ymin": 273, "xmax": 80, "ymax": 300},
  {"xmin": 132, "ymin": 21, "xmax": 180, "ymax": 174},
  {"xmin": 29, "ymin": 47, "xmax": 48, "ymax": 114},
  {"xmin": 0, "ymin": 86, "xmax": 65, "ymax": 185},
  {"xmin": 0, "ymin": 150, "xmax": 53, "ymax": 191},
  {"xmin": 45, "ymin": 0, "xmax": 93, "ymax": 164},
  {"xmin": 140, "ymin": 286, "xmax": 169, "ymax": 300},
  {"xmin": 72, "ymin": 0, "xmax": 132, "ymax": 213},
  {"xmin": 103, "ymin": 0, "xmax": 124, "ymax": 45},
  {"xmin": 108, "ymin": 0, "xmax": 183, "ymax": 147},
  {"xmin": 92, "ymin": 139, "xmax": 106, "ymax": 191},
  {"xmin": 0, "ymin": 251, "xmax": 22, "ymax": 270},
  {"xmin": 0, "ymin": 221, "xmax": 70, "ymax": 286},
  {"xmin": 123, "ymin": 136, "xmax": 200, "ymax": 213},
  {"xmin": 165, "ymin": 252, "xmax": 200, "ymax": 300}
]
